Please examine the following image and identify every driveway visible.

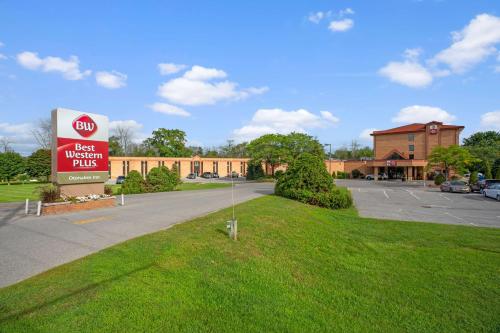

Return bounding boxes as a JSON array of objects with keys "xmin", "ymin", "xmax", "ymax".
[
  {"xmin": 337, "ymin": 180, "xmax": 500, "ymax": 228},
  {"xmin": 0, "ymin": 183, "xmax": 274, "ymax": 288}
]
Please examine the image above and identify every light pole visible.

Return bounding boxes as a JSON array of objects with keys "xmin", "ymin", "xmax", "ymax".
[{"xmin": 324, "ymin": 143, "xmax": 332, "ymax": 175}]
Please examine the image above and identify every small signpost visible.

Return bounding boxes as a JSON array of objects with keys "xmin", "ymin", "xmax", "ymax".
[{"xmin": 51, "ymin": 108, "xmax": 109, "ymax": 197}]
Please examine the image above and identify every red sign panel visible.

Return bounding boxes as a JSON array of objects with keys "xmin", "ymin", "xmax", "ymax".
[
  {"xmin": 72, "ymin": 114, "xmax": 98, "ymax": 138},
  {"xmin": 57, "ymin": 137, "xmax": 109, "ymax": 172},
  {"xmin": 386, "ymin": 160, "xmax": 397, "ymax": 167}
]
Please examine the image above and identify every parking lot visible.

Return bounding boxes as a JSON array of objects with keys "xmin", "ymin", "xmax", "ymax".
[{"xmin": 336, "ymin": 180, "xmax": 500, "ymax": 228}]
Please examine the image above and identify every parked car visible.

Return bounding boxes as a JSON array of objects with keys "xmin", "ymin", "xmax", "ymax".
[
  {"xmin": 231, "ymin": 171, "xmax": 239, "ymax": 178},
  {"xmin": 469, "ymin": 181, "xmax": 481, "ymax": 192},
  {"xmin": 116, "ymin": 175, "xmax": 126, "ymax": 184},
  {"xmin": 483, "ymin": 183, "xmax": 500, "ymax": 201},
  {"xmin": 201, "ymin": 172, "xmax": 212, "ymax": 179},
  {"xmin": 187, "ymin": 173, "xmax": 196, "ymax": 179},
  {"xmin": 365, "ymin": 174, "xmax": 375, "ymax": 180},
  {"xmin": 440, "ymin": 180, "xmax": 470, "ymax": 193},
  {"xmin": 379, "ymin": 173, "xmax": 388, "ymax": 180},
  {"xmin": 479, "ymin": 179, "xmax": 500, "ymax": 193},
  {"xmin": 212, "ymin": 172, "xmax": 219, "ymax": 178}
]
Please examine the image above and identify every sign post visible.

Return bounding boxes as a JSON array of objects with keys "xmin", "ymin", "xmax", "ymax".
[{"xmin": 51, "ymin": 108, "xmax": 109, "ymax": 197}]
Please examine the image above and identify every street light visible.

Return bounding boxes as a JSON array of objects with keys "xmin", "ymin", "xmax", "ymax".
[{"xmin": 324, "ymin": 143, "xmax": 332, "ymax": 175}]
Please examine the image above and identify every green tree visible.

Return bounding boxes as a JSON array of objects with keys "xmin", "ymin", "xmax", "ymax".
[
  {"xmin": 143, "ymin": 129, "xmax": 191, "ymax": 157},
  {"xmin": 0, "ymin": 151, "xmax": 25, "ymax": 184},
  {"xmin": 282, "ymin": 133, "xmax": 325, "ymax": 161},
  {"xmin": 246, "ymin": 159, "xmax": 265, "ymax": 180},
  {"xmin": 247, "ymin": 134, "xmax": 287, "ymax": 176},
  {"xmin": 484, "ymin": 162, "xmax": 492, "ymax": 179},
  {"xmin": 187, "ymin": 146, "xmax": 203, "ymax": 156},
  {"xmin": 109, "ymin": 136, "xmax": 124, "ymax": 156},
  {"xmin": 26, "ymin": 149, "xmax": 51, "ymax": 181},
  {"xmin": 146, "ymin": 166, "xmax": 180, "ymax": 192},
  {"xmin": 463, "ymin": 131, "xmax": 500, "ymax": 174},
  {"xmin": 463, "ymin": 131, "xmax": 500, "ymax": 146},
  {"xmin": 219, "ymin": 140, "xmax": 248, "ymax": 157},
  {"xmin": 427, "ymin": 145, "xmax": 478, "ymax": 180}
]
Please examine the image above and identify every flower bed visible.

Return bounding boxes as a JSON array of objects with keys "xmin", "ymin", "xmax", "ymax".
[{"xmin": 42, "ymin": 195, "xmax": 116, "ymax": 215}]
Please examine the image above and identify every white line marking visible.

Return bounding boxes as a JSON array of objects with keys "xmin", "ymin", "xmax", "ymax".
[
  {"xmin": 405, "ymin": 190, "xmax": 421, "ymax": 201},
  {"xmin": 444, "ymin": 212, "xmax": 468, "ymax": 223},
  {"xmin": 439, "ymin": 194, "xmax": 452, "ymax": 201},
  {"xmin": 383, "ymin": 190, "xmax": 389, "ymax": 199}
]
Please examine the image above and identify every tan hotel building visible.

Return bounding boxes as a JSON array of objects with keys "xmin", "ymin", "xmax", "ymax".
[{"xmin": 109, "ymin": 121, "xmax": 463, "ymax": 181}]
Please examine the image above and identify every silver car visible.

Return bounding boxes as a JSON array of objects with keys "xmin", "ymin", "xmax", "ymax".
[
  {"xmin": 483, "ymin": 183, "xmax": 500, "ymax": 201},
  {"xmin": 440, "ymin": 180, "xmax": 470, "ymax": 193}
]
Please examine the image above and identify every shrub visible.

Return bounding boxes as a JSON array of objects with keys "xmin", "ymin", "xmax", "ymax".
[
  {"xmin": 331, "ymin": 171, "xmax": 336, "ymax": 179},
  {"xmin": 104, "ymin": 185, "xmax": 114, "ymax": 196},
  {"xmin": 434, "ymin": 173, "xmax": 446, "ymax": 185},
  {"xmin": 469, "ymin": 171, "xmax": 478, "ymax": 185},
  {"xmin": 246, "ymin": 159, "xmax": 265, "ymax": 180},
  {"xmin": 121, "ymin": 171, "xmax": 147, "ymax": 194},
  {"xmin": 273, "ymin": 170, "xmax": 284, "ymax": 179},
  {"xmin": 146, "ymin": 166, "xmax": 179, "ymax": 192},
  {"xmin": 351, "ymin": 169, "xmax": 361, "ymax": 179},
  {"xmin": 278, "ymin": 187, "xmax": 352, "ymax": 209},
  {"xmin": 38, "ymin": 184, "xmax": 60, "ymax": 203}
]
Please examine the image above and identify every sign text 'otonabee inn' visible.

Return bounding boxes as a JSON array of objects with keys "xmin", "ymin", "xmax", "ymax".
[{"xmin": 52, "ymin": 108, "xmax": 109, "ymax": 185}]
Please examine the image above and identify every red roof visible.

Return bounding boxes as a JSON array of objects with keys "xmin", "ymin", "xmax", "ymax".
[{"xmin": 371, "ymin": 122, "xmax": 464, "ymax": 136}]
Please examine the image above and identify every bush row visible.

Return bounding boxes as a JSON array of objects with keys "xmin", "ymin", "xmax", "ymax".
[
  {"xmin": 278, "ymin": 187, "xmax": 353, "ymax": 209},
  {"xmin": 121, "ymin": 166, "xmax": 180, "ymax": 194}
]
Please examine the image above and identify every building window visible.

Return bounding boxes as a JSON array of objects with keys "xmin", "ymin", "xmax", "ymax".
[
  {"xmin": 409, "ymin": 144, "xmax": 415, "ymax": 152},
  {"xmin": 122, "ymin": 161, "xmax": 126, "ymax": 176},
  {"xmin": 145, "ymin": 161, "xmax": 148, "ymax": 175},
  {"xmin": 409, "ymin": 154, "xmax": 414, "ymax": 160},
  {"xmin": 408, "ymin": 133, "xmax": 415, "ymax": 141},
  {"xmin": 227, "ymin": 161, "xmax": 230, "ymax": 174},
  {"xmin": 213, "ymin": 161, "xmax": 218, "ymax": 173}
]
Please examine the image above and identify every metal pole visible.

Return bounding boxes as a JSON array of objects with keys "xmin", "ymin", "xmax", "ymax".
[
  {"xmin": 36, "ymin": 201, "xmax": 42, "ymax": 216},
  {"xmin": 121, "ymin": 193, "xmax": 124, "ymax": 206},
  {"xmin": 25, "ymin": 199, "xmax": 29, "ymax": 215}
]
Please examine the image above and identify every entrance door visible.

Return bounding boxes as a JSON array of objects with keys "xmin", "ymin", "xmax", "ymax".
[{"xmin": 388, "ymin": 167, "xmax": 404, "ymax": 179}]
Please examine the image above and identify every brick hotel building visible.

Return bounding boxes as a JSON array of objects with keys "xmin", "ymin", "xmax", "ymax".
[{"xmin": 108, "ymin": 121, "xmax": 464, "ymax": 181}]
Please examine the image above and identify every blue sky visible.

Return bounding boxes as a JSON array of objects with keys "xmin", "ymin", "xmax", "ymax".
[{"xmin": 1, "ymin": 0, "xmax": 499, "ymax": 154}]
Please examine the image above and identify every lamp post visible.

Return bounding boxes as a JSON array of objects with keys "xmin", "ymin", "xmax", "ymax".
[{"xmin": 324, "ymin": 143, "xmax": 332, "ymax": 175}]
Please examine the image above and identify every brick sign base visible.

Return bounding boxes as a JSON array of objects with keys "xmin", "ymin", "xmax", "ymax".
[{"xmin": 42, "ymin": 197, "xmax": 116, "ymax": 215}]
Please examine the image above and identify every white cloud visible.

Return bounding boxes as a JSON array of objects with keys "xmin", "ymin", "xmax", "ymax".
[
  {"xmin": 158, "ymin": 63, "xmax": 187, "ymax": 75},
  {"xmin": 480, "ymin": 111, "xmax": 500, "ymax": 130},
  {"xmin": 0, "ymin": 54, "xmax": 6, "ymax": 60},
  {"xmin": 95, "ymin": 71, "xmax": 127, "ymax": 89},
  {"xmin": 339, "ymin": 8, "xmax": 355, "ymax": 16},
  {"xmin": 329, "ymin": 18, "xmax": 354, "ymax": 32},
  {"xmin": 0, "ymin": 122, "xmax": 37, "ymax": 155},
  {"xmin": 432, "ymin": 14, "xmax": 500, "ymax": 73},
  {"xmin": 232, "ymin": 108, "xmax": 339, "ymax": 142},
  {"xmin": 109, "ymin": 119, "xmax": 143, "ymax": 131},
  {"xmin": 392, "ymin": 105, "xmax": 456, "ymax": 123},
  {"xmin": 157, "ymin": 65, "xmax": 267, "ymax": 106},
  {"xmin": 379, "ymin": 60, "xmax": 433, "ymax": 88},
  {"xmin": 148, "ymin": 102, "xmax": 191, "ymax": 117},
  {"xmin": 308, "ymin": 11, "xmax": 326, "ymax": 24},
  {"xmin": 16, "ymin": 51, "xmax": 91, "ymax": 80},
  {"xmin": 495, "ymin": 65, "xmax": 500, "ymax": 73},
  {"xmin": 359, "ymin": 128, "xmax": 378, "ymax": 141}
]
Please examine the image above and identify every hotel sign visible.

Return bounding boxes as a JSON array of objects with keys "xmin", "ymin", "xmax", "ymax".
[
  {"xmin": 429, "ymin": 124, "xmax": 439, "ymax": 134},
  {"xmin": 386, "ymin": 160, "xmax": 397, "ymax": 167},
  {"xmin": 51, "ymin": 108, "xmax": 109, "ymax": 185}
]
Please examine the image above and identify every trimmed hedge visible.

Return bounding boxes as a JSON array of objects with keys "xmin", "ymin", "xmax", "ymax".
[
  {"xmin": 121, "ymin": 171, "xmax": 147, "ymax": 194},
  {"xmin": 279, "ymin": 187, "xmax": 352, "ymax": 209},
  {"xmin": 146, "ymin": 166, "xmax": 179, "ymax": 192}
]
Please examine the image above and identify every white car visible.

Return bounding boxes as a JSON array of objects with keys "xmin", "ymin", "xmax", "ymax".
[{"xmin": 483, "ymin": 183, "xmax": 500, "ymax": 201}]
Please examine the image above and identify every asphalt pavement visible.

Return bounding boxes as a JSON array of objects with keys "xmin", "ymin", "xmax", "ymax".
[
  {"xmin": 0, "ymin": 182, "xmax": 274, "ymax": 288},
  {"xmin": 337, "ymin": 179, "xmax": 500, "ymax": 228}
]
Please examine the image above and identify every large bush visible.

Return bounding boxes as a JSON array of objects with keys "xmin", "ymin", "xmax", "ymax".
[
  {"xmin": 121, "ymin": 171, "xmax": 147, "ymax": 194},
  {"xmin": 246, "ymin": 159, "xmax": 265, "ymax": 180},
  {"xmin": 146, "ymin": 166, "xmax": 179, "ymax": 192},
  {"xmin": 351, "ymin": 169, "xmax": 361, "ymax": 179},
  {"xmin": 434, "ymin": 173, "xmax": 446, "ymax": 185},
  {"xmin": 275, "ymin": 153, "xmax": 352, "ymax": 209}
]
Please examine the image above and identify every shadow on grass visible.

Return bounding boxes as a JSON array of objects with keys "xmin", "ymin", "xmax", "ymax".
[{"xmin": 0, "ymin": 262, "xmax": 157, "ymax": 324}]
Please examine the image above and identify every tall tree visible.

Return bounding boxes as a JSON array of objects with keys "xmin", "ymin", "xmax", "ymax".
[
  {"xmin": 0, "ymin": 137, "xmax": 12, "ymax": 152},
  {"xmin": 282, "ymin": 133, "xmax": 325, "ymax": 161},
  {"xmin": 247, "ymin": 134, "xmax": 287, "ymax": 176},
  {"xmin": 143, "ymin": 129, "xmax": 191, "ymax": 157},
  {"xmin": 26, "ymin": 149, "xmax": 51, "ymax": 181},
  {"xmin": 219, "ymin": 140, "xmax": 248, "ymax": 157},
  {"xmin": 111, "ymin": 123, "xmax": 135, "ymax": 155},
  {"xmin": 0, "ymin": 151, "xmax": 25, "ymax": 184},
  {"xmin": 108, "ymin": 136, "xmax": 124, "ymax": 156},
  {"xmin": 31, "ymin": 118, "xmax": 52, "ymax": 149},
  {"xmin": 427, "ymin": 145, "xmax": 478, "ymax": 180},
  {"xmin": 463, "ymin": 131, "xmax": 500, "ymax": 174}
]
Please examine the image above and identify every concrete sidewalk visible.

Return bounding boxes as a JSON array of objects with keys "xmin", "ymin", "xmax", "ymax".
[{"xmin": 0, "ymin": 183, "xmax": 274, "ymax": 288}]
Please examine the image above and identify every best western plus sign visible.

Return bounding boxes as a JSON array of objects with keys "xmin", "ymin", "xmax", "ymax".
[{"xmin": 51, "ymin": 108, "xmax": 109, "ymax": 196}]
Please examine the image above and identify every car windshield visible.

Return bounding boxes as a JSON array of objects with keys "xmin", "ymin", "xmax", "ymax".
[{"xmin": 450, "ymin": 181, "xmax": 466, "ymax": 185}]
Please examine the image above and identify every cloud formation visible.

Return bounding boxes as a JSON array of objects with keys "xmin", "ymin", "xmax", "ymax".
[
  {"xmin": 157, "ymin": 65, "xmax": 268, "ymax": 106},
  {"xmin": 359, "ymin": 128, "xmax": 378, "ymax": 141},
  {"xmin": 16, "ymin": 51, "xmax": 91, "ymax": 80},
  {"xmin": 232, "ymin": 108, "xmax": 339, "ymax": 142},
  {"xmin": 329, "ymin": 19, "xmax": 354, "ymax": 32},
  {"xmin": 392, "ymin": 105, "xmax": 456, "ymax": 124},
  {"xmin": 480, "ymin": 111, "xmax": 500, "ymax": 130},
  {"xmin": 148, "ymin": 102, "xmax": 191, "ymax": 117},
  {"xmin": 158, "ymin": 63, "xmax": 187, "ymax": 75},
  {"xmin": 95, "ymin": 71, "xmax": 127, "ymax": 89}
]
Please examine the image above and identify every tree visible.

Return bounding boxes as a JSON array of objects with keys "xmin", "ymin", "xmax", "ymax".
[
  {"xmin": 143, "ymin": 129, "xmax": 191, "ymax": 157},
  {"xmin": 0, "ymin": 151, "xmax": 25, "ymax": 183},
  {"xmin": 484, "ymin": 161, "xmax": 492, "ymax": 179},
  {"xmin": 31, "ymin": 118, "xmax": 52, "ymax": 149},
  {"xmin": 246, "ymin": 159, "xmax": 265, "ymax": 180},
  {"xmin": 187, "ymin": 146, "xmax": 203, "ymax": 156},
  {"xmin": 26, "ymin": 149, "xmax": 51, "ymax": 181},
  {"xmin": 219, "ymin": 140, "xmax": 248, "ymax": 157},
  {"xmin": 203, "ymin": 149, "xmax": 219, "ymax": 157},
  {"xmin": 247, "ymin": 134, "xmax": 287, "ymax": 176},
  {"xmin": 0, "ymin": 137, "xmax": 12, "ymax": 152},
  {"xmin": 463, "ymin": 131, "xmax": 500, "ymax": 174},
  {"xmin": 282, "ymin": 133, "xmax": 325, "ymax": 161},
  {"xmin": 111, "ymin": 123, "xmax": 135, "ymax": 155},
  {"xmin": 427, "ymin": 145, "xmax": 478, "ymax": 180},
  {"xmin": 109, "ymin": 136, "xmax": 124, "ymax": 156},
  {"xmin": 463, "ymin": 131, "xmax": 500, "ymax": 147}
]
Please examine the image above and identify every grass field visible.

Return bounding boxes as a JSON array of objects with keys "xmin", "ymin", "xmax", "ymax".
[
  {"xmin": 0, "ymin": 196, "xmax": 498, "ymax": 332},
  {"xmin": 0, "ymin": 182, "xmax": 231, "ymax": 203}
]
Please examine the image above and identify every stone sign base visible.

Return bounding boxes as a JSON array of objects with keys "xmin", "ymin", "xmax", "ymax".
[
  {"xmin": 42, "ymin": 197, "xmax": 115, "ymax": 215},
  {"xmin": 59, "ymin": 183, "xmax": 105, "ymax": 197}
]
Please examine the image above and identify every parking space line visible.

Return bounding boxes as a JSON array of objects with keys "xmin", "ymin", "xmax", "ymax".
[
  {"xmin": 439, "ymin": 193, "xmax": 452, "ymax": 201},
  {"xmin": 383, "ymin": 190, "xmax": 389, "ymax": 199},
  {"xmin": 405, "ymin": 190, "xmax": 421, "ymax": 201}
]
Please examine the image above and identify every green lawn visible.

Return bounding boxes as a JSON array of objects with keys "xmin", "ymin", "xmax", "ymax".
[
  {"xmin": 0, "ymin": 196, "xmax": 498, "ymax": 332},
  {"xmin": 0, "ymin": 182, "xmax": 231, "ymax": 202}
]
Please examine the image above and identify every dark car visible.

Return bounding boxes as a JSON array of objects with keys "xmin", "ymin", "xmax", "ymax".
[
  {"xmin": 116, "ymin": 175, "xmax": 126, "ymax": 184},
  {"xmin": 479, "ymin": 179, "xmax": 500, "ymax": 193},
  {"xmin": 440, "ymin": 180, "xmax": 470, "ymax": 193},
  {"xmin": 201, "ymin": 172, "xmax": 212, "ymax": 179},
  {"xmin": 231, "ymin": 171, "xmax": 239, "ymax": 178},
  {"xmin": 187, "ymin": 173, "xmax": 196, "ymax": 179},
  {"xmin": 212, "ymin": 172, "xmax": 219, "ymax": 178}
]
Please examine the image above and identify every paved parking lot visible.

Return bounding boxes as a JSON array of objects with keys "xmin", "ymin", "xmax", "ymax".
[{"xmin": 337, "ymin": 180, "xmax": 500, "ymax": 228}]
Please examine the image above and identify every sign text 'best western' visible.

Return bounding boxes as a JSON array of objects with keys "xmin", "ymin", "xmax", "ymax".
[{"xmin": 52, "ymin": 108, "xmax": 109, "ymax": 185}]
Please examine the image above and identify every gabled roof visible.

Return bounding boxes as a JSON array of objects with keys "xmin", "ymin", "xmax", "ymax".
[{"xmin": 371, "ymin": 122, "xmax": 464, "ymax": 136}]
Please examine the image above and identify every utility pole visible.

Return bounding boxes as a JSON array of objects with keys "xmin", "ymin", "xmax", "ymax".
[{"xmin": 324, "ymin": 143, "xmax": 332, "ymax": 175}]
